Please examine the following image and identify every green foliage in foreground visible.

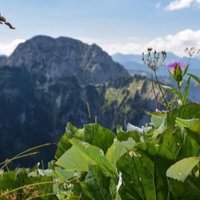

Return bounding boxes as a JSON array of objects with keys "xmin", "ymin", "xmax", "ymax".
[{"xmin": 1, "ymin": 103, "xmax": 200, "ymax": 199}]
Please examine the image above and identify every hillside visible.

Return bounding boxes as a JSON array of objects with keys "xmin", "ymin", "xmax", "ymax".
[{"xmin": 0, "ymin": 36, "xmax": 160, "ymax": 165}]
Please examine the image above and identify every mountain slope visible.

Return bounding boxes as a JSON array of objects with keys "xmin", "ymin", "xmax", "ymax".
[
  {"xmin": 6, "ymin": 36, "xmax": 129, "ymax": 85},
  {"xmin": 0, "ymin": 36, "xmax": 160, "ymax": 165}
]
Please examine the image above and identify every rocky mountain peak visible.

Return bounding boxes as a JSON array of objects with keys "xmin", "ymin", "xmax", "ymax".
[{"xmin": 5, "ymin": 35, "xmax": 129, "ymax": 85}]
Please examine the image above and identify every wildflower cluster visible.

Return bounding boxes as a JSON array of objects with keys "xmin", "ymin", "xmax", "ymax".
[
  {"xmin": 185, "ymin": 47, "xmax": 200, "ymax": 58},
  {"xmin": 142, "ymin": 48, "xmax": 166, "ymax": 71},
  {"xmin": 143, "ymin": 47, "xmax": 200, "ymax": 109},
  {"xmin": 142, "ymin": 48, "xmax": 169, "ymax": 109}
]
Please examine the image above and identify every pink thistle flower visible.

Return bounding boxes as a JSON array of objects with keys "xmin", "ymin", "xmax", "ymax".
[
  {"xmin": 168, "ymin": 62, "xmax": 186, "ymax": 71},
  {"xmin": 168, "ymin": 62, "xmax": 187, "ymax": 83}
]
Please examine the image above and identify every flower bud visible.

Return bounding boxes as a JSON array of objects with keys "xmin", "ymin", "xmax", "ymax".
[{"xmin": 168, "ymin": 62, "xmax": 185, "ymax": 83}]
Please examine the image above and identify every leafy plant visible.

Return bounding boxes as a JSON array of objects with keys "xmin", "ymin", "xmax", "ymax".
[{"xmin": 1, "ymin": 49, "xmax": 200, "ymax": 199}]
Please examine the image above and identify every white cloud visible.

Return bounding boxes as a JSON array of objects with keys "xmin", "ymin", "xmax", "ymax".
[
  {"xmin": 147, "ymin": 29, "xmax": 200, "ymax": 56},
  {"xmin": 0, "ymin": 39, "xmax": 25, "ymax": 56},
  {"xmin": 100, "ymin": 41, "xmax": 146, "ymax": 55},
  {"xmin": 99, "ymin": 29, "xmax": 200, "ymax": 57},
  {"xmin": 1, "ymin": 30, "xmax": 200, "ymax": 58},
  {"xmin": 165, "ymin": 0, "xmax": 200, "ymax": 11}
]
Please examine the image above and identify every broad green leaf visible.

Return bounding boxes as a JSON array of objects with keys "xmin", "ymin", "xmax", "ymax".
[
  {"xmin": 176, "ymin": 117, "xmax": 200, "ymax": 134},
  {"xmin": 156, "ymin": 128, "xmax": 183, "ymax": 160},
  {"xmin": 55, "ymin": 132, "xmax": 72, "ymax": 159},
  {"xmin": 135, "ymin": 140, "xmax": 159, "ymax": 157},
  {"xmin": 154, "ymin": 157, "xmax": 172, "ymax": 200},
  {"xmin": 187, "ymin": 73, "xmax": 200, "ymax": 84},
  {"xmin": 80, "ymin": 165, "xmax": 117, "ymax": 200},
  {"xmin": 169, "ymin": 178, "xmax": 200, "ymax": 200},
  {"xmin": 56, "ymin": 144, "xmax": 93, "ymax": 172},
  {"xmin": 136, "ymin": 127, "xmax": 183, "ymax": 160},
  {"xmin": 166, "ymin": 104, "xmax": 200, "ymax": 127},
  {"xmin": 178, "ymin": 128, "xmax": 200, "ymax": 158},
  {"xmin": 150, "ymin": 118, "xmax": 167, "ymax": 139},
  {"xmin": 56, "ymin": 123, "xmax": 114, "ymax": 159},
  {"xmin": 166, "ymin": 157, "xmax": 200, "ymax": 182},
  {"xmin": 55, "ymin": 167, "xmax": 78, "ymax": 181},
  {"xmin": 117, "ymin": 151, "xmax": 156, "ymax": 200},
  {"xmin": 55, "ymin": 123, "xmax": 78, "ymax": 159},
  {"xmin": 80, "ymin": 124, "xmax": 115, "ymax": 153},
  {"xmin": 151, "ymin": 114, "xmax": 164, "ymax": 128},
  {"xmin": 117, "ymin": 130, "xmax": 140, "ymax": 143},
  {"xmin": 56, "ymin": 138, "xmax": 118, "ymax": 179},
  {"xmin": 106, "ymin": 138, "xmax": 135, "ymax": 167}
]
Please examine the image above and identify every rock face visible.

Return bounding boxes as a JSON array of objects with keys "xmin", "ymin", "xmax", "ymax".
[
  {"xmin": 0, "ymin": 55, "xmax": 8, "ymax": 66},
  {"xmin": 6, "ymin": 35, "xmax": 129, "ymax": 85},
  {"xmin": 0, "ymin": 35, "xmax": 159, "ymax": 165}
]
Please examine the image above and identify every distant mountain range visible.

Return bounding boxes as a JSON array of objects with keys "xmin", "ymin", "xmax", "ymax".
[
  {"xmin": 112, "ymin": 52, "xmax": 200, "ymax": 76},
  {"xmin": 0, "ymin": 35, "xmax": 161, "ymax": 165},
  {"xmin": 112, "ymin": 52, "xmax": 200, "ymax": 103}
]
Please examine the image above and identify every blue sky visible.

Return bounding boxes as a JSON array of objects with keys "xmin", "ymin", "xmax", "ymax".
[{"xmin": 0, "ymin": 0, "xmax": 200, "ymax": 56}]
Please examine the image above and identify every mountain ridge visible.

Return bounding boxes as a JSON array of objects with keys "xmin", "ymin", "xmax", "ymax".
[
  {"xmin": 2, "ymin": 35, "xmax": 129, "ymax": 86},
  {"xmin": 112, "ymin": 52, "xmax": 200, "ymax": 76}
]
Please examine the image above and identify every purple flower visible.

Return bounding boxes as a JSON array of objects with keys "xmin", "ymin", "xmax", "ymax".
[
  {"xmin": 168, "ymin": 62, "xmax": 187, "ymax": 83},
  {"xmin": 168, "ymin": 62, "xmax": 186, "ymax": 71}
]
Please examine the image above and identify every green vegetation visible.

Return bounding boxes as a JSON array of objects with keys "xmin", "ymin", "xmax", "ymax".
[
  {"xmin": 1, "ymin": 105, "xmax": 200, "ymax": 200},
  {"xmin": 1, "ymin": 49, "xmax": 200, "ymax": 199},
  {"xmin": 105, "ymin": 79, "xmax": 153, "ymax": 106}
]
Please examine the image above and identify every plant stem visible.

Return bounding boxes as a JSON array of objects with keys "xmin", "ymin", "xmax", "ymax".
[
  {"xmin": 0, "ymin": 181, "xmax": 55, "ymax": 197},
  {"xmin": 0, "ymin": 143, "xmax": 52, "ymax": 170},
  {"xmin": 177, "ymin": 82, "xmax": 183, "ymax": 105},
  {"xmin": 151, "ymin": 72, "xmax": 159, "ymax": 110},
  {"xmin": 26, "ymin": 192, "xmax": 56, "ymax": 200},
  {"xmin": 153, "ymin": 70, "xmax": 170, "ymax": 110},
  {"xmin": 0, "ymin": 152, "xmax": 39, "ymax": 170}
]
